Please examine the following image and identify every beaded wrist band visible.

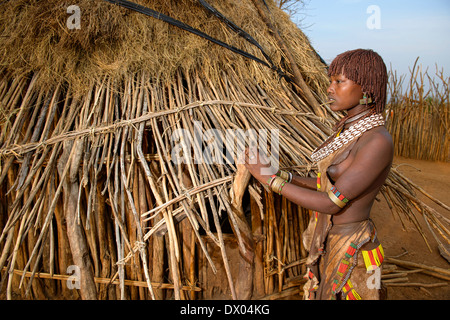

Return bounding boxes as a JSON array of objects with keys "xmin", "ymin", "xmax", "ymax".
[
  {"xmin": 267, "ymin": 175, "xmax": 277, "ymax": 187},
  {"xmin": 327, "ymin": 185, "xmax": 349, "ymax": 208}
]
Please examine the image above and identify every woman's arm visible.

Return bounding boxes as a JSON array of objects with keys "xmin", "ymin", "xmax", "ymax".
[
  {"xmin": 275, "ymin": 182, "xmax": 341, "ymax": 214},
  {"xmin": 244, "ymin": 129, "xmax": 393, "ymax": 215},
  {"xmin": 244, "ymin": 149, "xmax": 339, "ymax": 214},
  {"xmin": 273, "ymin": 169, "xmax": 317, "ymax": 190},
  {"xmin": 290, "ymin": 175, "xmax": 317, "ymax": 190}
]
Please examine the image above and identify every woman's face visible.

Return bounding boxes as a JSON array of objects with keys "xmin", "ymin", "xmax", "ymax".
[{"xmin": 327, "ymin": 74, "xmax": 364, "ymax": 113}]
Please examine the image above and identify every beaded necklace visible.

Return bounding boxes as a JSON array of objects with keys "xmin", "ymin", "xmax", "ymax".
[{"xmin": 310, "ymin": 113, "xmax": 385, "ymax": 162}]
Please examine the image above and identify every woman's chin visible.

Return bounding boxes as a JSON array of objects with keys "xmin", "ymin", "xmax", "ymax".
[{"xmin": 330, "ymin": 103, "xmax": 340, "ymax": 112}]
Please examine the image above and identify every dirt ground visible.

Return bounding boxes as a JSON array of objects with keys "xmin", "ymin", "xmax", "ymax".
[{"xmin": 371, "ymin": 156, "xmax": 450, "ymax": 300}]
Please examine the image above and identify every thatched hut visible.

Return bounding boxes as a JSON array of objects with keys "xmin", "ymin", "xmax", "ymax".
[{"xmin": 0, "ymin": 0, "xmax": 448, "ymax": 300}]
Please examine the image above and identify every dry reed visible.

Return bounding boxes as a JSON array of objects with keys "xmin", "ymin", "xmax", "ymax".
[{"xmin": 386, "ymin": 59, "xmax": 450, "ymax": 161}]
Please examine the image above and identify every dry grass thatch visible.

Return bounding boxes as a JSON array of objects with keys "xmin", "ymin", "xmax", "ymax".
[
  {"xmin": 0, "ymin": 0, "xmax": 448, "ymax": 300},
  {"xmin": 0, "ymin": 0, "xmax": 328, "ymax": 95}
]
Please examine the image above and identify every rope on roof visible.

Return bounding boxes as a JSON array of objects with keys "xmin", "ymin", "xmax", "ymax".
[{"xmin": 104, "ymin": 0, "xmax": 292, "ymax": 81}]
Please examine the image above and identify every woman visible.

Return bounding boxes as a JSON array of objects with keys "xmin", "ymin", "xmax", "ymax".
[{"xmin": 244, "ymin": 49, "xmax": 393, "ymax": 300}]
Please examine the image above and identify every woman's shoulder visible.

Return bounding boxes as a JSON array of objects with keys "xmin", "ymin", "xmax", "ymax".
[
  {"xmin": 363, "ymin": 125, "xmax": 392, "ymax": 143},
  {"xmin": 355, "ymin": 126, "xmax": 394, "ymax": 157}
]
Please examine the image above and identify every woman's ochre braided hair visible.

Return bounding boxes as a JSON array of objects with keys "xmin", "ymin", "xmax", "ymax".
[
  {"xmin": 328, "ymin": 48, "xmax": 388, "ymax": 115},
  {"xmin": 314, "ymin": 49, "xmax": 389, "ymax": 151}
]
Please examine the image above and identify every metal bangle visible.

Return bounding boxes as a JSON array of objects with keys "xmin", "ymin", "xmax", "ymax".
[{"xmin": 278, "ymin": 170, "xmax": 289, "ymax": 181}]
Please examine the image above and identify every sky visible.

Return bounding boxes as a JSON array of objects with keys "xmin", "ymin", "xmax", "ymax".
[{"xmin": 291, "ymin": 0, "xmax": 450, "ymax": 81}]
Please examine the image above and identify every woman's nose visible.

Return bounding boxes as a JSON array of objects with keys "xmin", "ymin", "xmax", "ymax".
[{"xmin": 327, "ymin": 84, "xmax": 334, "ymax": 94}]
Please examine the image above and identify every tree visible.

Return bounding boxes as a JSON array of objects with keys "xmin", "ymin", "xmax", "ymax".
[{"xmin": 274, "ymin": 0, "xmax": 307, "ymax": 16}]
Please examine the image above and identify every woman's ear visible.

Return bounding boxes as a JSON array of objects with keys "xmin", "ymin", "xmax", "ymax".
[{"xmin": 360, "ymin": 92, "xmax": 373, "ymax": 105}]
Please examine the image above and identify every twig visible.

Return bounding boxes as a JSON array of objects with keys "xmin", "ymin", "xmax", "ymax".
[
  {"xmin": 4, "ymin": 267, "xmax": 202, "ymax": 292},
  {"xmin": 384, "ymin": 282, "xmax": 448, "ymax": 288}
]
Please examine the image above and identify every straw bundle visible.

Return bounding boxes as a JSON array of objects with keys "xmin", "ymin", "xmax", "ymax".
[{"xmin": 0, "ymin": 0, "xmax": 448, "ymax": 300}]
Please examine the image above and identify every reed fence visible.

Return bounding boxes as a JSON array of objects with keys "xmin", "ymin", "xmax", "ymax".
[{"xmin": 386, "ymin": 59, "xmax": 449, "ymax": 162}]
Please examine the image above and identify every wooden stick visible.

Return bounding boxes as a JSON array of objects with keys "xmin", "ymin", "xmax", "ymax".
[
  {"xmin": 385, "ymin": 257, "xmax": 450, "ymax": 281},
  {"xmin": 392, "ymin": 167, "xmax": 450, "ymax": 212},
  {"xmin": 382, "ymin": 277, "xmax": 409, "ymax": 283},
  {"xmin": 4, "ymin": 267, "xmax": 201, "ymax": 292},
  {"xmin": 384, "ymin": 282, "xmax": 448, "ymax": 288}
]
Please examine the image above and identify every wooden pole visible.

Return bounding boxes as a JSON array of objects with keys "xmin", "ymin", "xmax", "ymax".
[
  {"xmin": 386, "ymin": 257, "xmax": 450, "ymax": 281},
  {"xmin": 230, "ymin": 164, "xmax": 254, "ymax": 299},
  {"xmin": 251, "ymin": 185, "xmax": 265, "ymax": 298},
  {"xmin": 251, "ymin": 0, "xmax": 325, "ymax": 118},
  {"xmin": 4, "ymin": 267, "xmax": 202, "ymax": 292},
  {"xmin": 60, "ymin": 138, "xmax": 98, "ymax": 300}
]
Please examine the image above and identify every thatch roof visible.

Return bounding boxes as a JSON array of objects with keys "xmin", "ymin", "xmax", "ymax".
[
  {"xmin": 0, "ymin": 0, "xmax": 448, "ymax": 300},
  {"xmin": 0, "ymin": 0, "xmax": 328, "ymax": 94}
]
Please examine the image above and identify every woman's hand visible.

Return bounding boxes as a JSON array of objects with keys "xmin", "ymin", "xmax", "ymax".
[{"xmin": 243, "ymin": 145, "xmax": 277, "ymax": 183}]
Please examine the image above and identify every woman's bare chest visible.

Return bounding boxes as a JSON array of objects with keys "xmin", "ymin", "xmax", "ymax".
[{"xmin": 326, "ymin": 145, "xmax": 356, "ymax": 184}]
